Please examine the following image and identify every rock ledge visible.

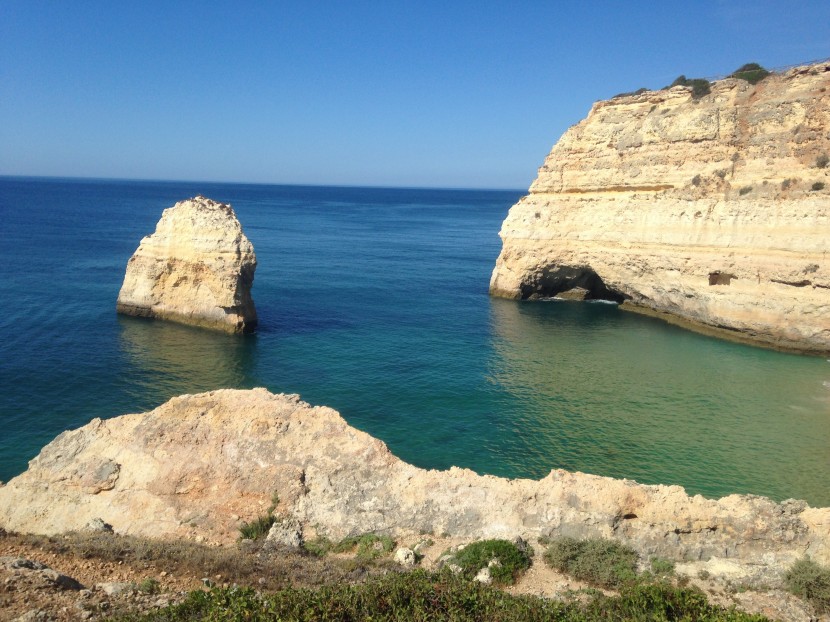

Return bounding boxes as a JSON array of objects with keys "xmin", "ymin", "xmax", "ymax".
[{"xmin": 0, "ymin": 388, "xmax": 826, "ymax": 587}]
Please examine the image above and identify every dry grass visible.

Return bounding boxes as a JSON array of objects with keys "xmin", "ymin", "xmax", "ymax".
[{"xmin": 6, "ymin": 529, "xmax": 394, "ymax": 592}]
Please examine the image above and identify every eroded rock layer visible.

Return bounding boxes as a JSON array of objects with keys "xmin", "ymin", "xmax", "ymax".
[
  {"xmin": 116, "ymin": 196, "xmax": 257, "ymax": 333},
  {"xmin": 0, "ymin": 389, "xmax": 827, "ymax": 583},
  {"xmin": 490, "ymin": 62, "xmax": 830, "ymax": 353}
]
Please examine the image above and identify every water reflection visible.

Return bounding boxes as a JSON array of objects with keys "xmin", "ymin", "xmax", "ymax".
[
  {"xmin": 117, "ymin": 316, "xmax": 259, "ymax": 408},
  {"xmin": 487, "ymin": 298, "xmax": 830, "ymax": 505}
]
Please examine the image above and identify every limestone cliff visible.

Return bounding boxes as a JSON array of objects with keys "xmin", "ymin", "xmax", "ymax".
[
  {"xmin": 0, "ymin": 389, "xmax": 827, "ymax": 585},
  {"xmin": 116, "ymin": 196, "xmax": 257, "ymax": 334},
  {"xmin": 490, "ymin": 62, "xmax": 830, "ymax": 354}
]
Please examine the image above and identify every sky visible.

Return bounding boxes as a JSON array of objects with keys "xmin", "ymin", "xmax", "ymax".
[{"xmin": 1, "ymin": 1, "xmax": 829, "ymax": 189}]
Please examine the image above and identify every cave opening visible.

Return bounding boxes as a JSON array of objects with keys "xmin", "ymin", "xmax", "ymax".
[{"xmin": 520, "ymin": 265, "xmax": 627, "ymax": 303}]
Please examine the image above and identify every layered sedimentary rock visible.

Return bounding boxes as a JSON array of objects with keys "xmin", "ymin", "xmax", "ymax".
[
  {"xmin": 0, "ymin": 389, "xmax": 827, "ymax": 584},
  {"xmin": 116, "ymin": 196, "xmax": 257, "ymax": 333},
  {"xmin": 490, "ymin": 62, "xmax": 830, "ymax": 353}
]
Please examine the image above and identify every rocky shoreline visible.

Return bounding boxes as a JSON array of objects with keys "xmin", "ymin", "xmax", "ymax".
[{"xmin": 0, "ymin": 388, "xmax": 826, "ymax": 603}]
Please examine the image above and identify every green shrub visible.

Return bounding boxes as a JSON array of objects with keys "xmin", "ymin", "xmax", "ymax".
[
  {"xmin": 670, "ymin": 75, "xmax": 711, "ymax": 98},
  {"xmin": 816, "ymin": 154, "xmax": 829, "ymax": 169},
  {"xmin": 238, "ymin": 514, "xmax": 276, "ymax": 541},
  {"xmin": 739, "ymin": 186, "xmax": 752, "ymax": 195},
  {"xmin": 136, "ymin": 577, "xmax": 160, "ymax": 594},
  {"xmin": 544, "ymin": 537, "xmax": 638, "ymax": 589},
  {"xmin": 333, "ymin": 533, "xmax": 395, "ymax": 562},
  {"xmin": 812, "ymin": 182, "xmax": 826, "ymax": 191},
  {"xmin": 730, "ymin": 63, "xmax": 770, "ymax": 84},
  {"xmin": 586, "ymin": 581, "xmax": 769, "ymax": 622},
  {"xmin": 449, "ymin": 539, "xmax": 532, "ymax": 586},
  {"xmin": 116, "ymin": 571, "xmax": 770, "ymax": 621},
  {"xmin": 612, "ymin": 87, "xmax": 648, "ymax": 99},
  {"xmin": 302, "ymin": 536, "xmax": 333, "ymax": 557},
  {"xmin": 650, "ymin": 556, "xmax": 676, "ymax": 576},
  {"xmin": 785, "ymin": 557, "xmax": 830, "ymax": 613}
]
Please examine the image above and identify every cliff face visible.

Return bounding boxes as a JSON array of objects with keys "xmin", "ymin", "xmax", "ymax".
[
  {"xmin": 0, "ymin": 389, "xmax": 827, "ymax": 584},
  {"xmin": 490, "ymin": 62, "xmax": 830, "ymax": 353},
  {"xmin": 116, "ymin": 196, "xmax": 257, "ymax": 334}
]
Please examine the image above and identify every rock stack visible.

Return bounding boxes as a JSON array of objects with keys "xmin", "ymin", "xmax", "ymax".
[{"xmin": 116, "ymin": 196, "xmax": 258, "ymax": 334}]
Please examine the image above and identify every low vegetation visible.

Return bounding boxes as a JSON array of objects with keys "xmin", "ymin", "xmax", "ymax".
[
  {"xmin": 817, "ymin": 154, "xmax": 829, "ymax": 169},
  {"xmin": 543, "ymin": 536, "xmax": 638, "ymax": 589},
  {"xmin": 2, "ymin": 530, "xmax": 783, "ymax": 621},
  {"xmin": 136, "ymin": 577, "xmax": 161, "ymax": 595},
  {"xmin": 812, "ymin": 181, "xmax": 826, "ymax": 191},
  {"xmin": 113, "ymin": 570, "xmax": 770, "ymax": 621},
  {"xmin": 669, "ymin": 75, "xmax": 711, "ymax": 98},
  {"xmin": 785, "ymin": 557, "xmax": 830, "ymax": 614},
  {"xmin": 237, "ymin": 514, "xmax": 275, "ymax": 541},
  {"xmin": 729, "ymin": 63, "xmax": 770, "ymax": 84},
  {"xmin": 650, "ymin": 556, "xmax": 676, "ymax": 577},
  {"xmin": 302, "ymin": 535, "xmax": 333, "ymax": 557},
  {"xmin": 612, "ymin": 86, "xmax": 648, "ymax": 99},
  {"xmin": 238, "ymin": 492, "xmax": 280, "ymax": 540},
  {"xmin": 332, "ymin": 532, "xmax": 395, "ymax": 562},
  {"xmin": 448, "ymin": 538, "xmax": 532, "ymax": 586}
]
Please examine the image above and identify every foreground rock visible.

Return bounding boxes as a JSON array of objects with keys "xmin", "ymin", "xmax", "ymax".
[
  {"xmin": 490, "ymin": 62, "xmax": 830, "ymax": 354},
  {"xmin": 116, "ymin": 196, "xmax": 257, "ymax": 334},
  {"xmin": 0, "ymin": 389, "xmax": 827, "ymax": 590}
]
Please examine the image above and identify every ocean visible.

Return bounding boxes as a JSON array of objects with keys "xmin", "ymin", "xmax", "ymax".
[{"xmin": 1, "ymin": 176, "xmax": 828, "ymax": 506}]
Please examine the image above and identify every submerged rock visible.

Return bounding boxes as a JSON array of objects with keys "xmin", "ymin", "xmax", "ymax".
[
  {"xmin": 116, "ymin": 196, "xmax": 257, "ymax": 334},
  {"xmin": 490, "ymin": 61, "xmax": 830, "ymax": 354}
]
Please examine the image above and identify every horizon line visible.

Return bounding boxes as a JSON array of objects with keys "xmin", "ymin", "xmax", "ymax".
[{"xmin": 0, "ymin": 173, "xmax": 528, "ymax": 194}]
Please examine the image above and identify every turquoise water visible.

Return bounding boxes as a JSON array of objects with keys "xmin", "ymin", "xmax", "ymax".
[{"xmin": 1, "ymin": 177, "xmax": 828, "ymax": 506}]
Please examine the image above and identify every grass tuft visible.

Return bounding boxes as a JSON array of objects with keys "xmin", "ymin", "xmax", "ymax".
[
  {"xmin": 303, "ymin": 536, "xmax": 334, "ymax": 557},
  {"xmin": 333, "ymin": 533, "xmax": 395, "ymax": 562},
  {"xmin": 238, "ymin": 514, "xmax": 276, "ymax": 541}
]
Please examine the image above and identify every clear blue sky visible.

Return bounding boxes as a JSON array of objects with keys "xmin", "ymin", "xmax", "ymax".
[{"xmin": 2, "ymin": 1, "xmax": 828, "ymax": 189}]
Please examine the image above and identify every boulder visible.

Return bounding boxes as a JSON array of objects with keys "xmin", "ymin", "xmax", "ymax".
[
  {"xmin": 394, "ymin": 547, "xmax": 416, "ymax": 567},
  {"xmin": 266, "ymin": 517, "xmax": 303, "ymax": 549}
]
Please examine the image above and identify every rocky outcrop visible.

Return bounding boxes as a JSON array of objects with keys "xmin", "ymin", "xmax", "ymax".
[
  {"xmin": 116, "ymin": 196, "xmax": 257, "ymax": 334},
  {"xmin": 0, "ymin": 389, "xmax": 827, "ymax": 584},
  {"xmin": 490, "ymin": 62, "xmax": 830, "ymax": 354}
]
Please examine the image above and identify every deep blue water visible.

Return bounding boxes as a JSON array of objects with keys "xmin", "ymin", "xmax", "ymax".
[{"xmin": 1, "ymin": 176, "xmax": 828, "ymax": 506}]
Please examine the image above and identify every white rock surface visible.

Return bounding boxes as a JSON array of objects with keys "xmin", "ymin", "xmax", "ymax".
[
  {"xmin": 490, "ymin": 62, "xmax": 830, "ymax": 354},
  {"xmin": 394, "ymin": 547, "xmax": 416, "ymax": 567},
  {"xmin": 116, "ymin": 196, "xmax": 257, "ymax": 333}
]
